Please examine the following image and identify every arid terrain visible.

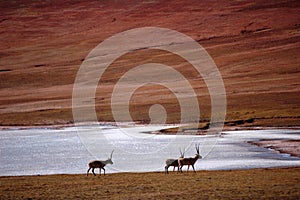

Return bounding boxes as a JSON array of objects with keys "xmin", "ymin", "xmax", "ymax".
[
  {"xmin": 0, "ymin": 0, "xmax": 299, "ymax": 127},
  {"xmin": 1, "ymin": 168, "xmax": 299, "ymax": 199}
]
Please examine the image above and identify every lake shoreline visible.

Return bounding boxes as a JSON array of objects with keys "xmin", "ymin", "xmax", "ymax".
[{"xmin": 1, "ymin": 121, "xmax": 299, "ymax": 131}]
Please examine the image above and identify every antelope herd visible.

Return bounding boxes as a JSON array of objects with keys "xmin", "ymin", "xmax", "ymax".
[
  {"xmin": 165, "ymin": 144, "xmax": 202, "ymax": 173},
  {"xmin": 87, "ymin": 144, "xmax": 202, "ymax": 176}
]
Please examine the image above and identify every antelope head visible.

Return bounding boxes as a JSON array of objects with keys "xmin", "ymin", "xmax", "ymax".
[{"xmin": 195, "ymin": 144, "xmax": 202, "ymax": 159}]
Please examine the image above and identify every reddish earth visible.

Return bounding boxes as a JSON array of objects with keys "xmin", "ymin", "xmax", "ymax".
[
  {"xmin": 250, "ymin": 139, "xmax": 300, "ymax": 157},
  {"xmin": 0, "ymin": 0, "xmax": 299, "ymax": 126}
]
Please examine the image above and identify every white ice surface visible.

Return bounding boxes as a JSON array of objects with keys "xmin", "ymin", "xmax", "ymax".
[{"xmin": 0, "ymin": 125, "xmax": 299, "ymax": 176}]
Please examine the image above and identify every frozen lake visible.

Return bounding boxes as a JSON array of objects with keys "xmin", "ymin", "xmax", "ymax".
[{"xmin": 0, "ymin": 125, "xmax": 300, "ymax": 176}]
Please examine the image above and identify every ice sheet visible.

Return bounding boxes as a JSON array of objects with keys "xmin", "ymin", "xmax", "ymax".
[{"xmin": 0, "ymin": 126, "xmax": 299, "ymax": 176}]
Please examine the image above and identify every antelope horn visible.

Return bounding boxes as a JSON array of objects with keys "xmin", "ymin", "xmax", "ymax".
[
  {"xmin": 180, "ymin": 147, "xmax": 185, "ymax": 157},
  {"xmin": 110, "ymin": 150, "xmax": 114, "ymax": 159},
  {"xmin": 195, "ymin": 143, "xmax": 200, "ymax": 154}
]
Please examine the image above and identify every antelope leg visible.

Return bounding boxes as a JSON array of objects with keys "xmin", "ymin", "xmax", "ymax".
[
  {"xmin": 192, "ymin": 165, "xmax": 196, "ymax": 173},
  {"xmin": 87, "ymin": 168, "xmax": 91, "ymax": 176},
  {"xmin": 92, "ymin": 168, "xmax": 96, "ymax": 176}
]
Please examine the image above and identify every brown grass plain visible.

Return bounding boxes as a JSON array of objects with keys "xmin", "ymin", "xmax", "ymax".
[{"xmin": 1, "ymin": 168, "xmax": 300, "ymax": 200}]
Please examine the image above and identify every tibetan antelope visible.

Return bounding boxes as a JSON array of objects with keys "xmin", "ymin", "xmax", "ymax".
[
  {"xmin": 87, "ymin": 150, "xmax": 114, "ymax": 176},
  {"xmin": 178, "ymin": 144, "xmax": 202, "ymax": 173},
  {"xmin": 165, "ymin": 148, "xmax": 185, "ymax": 174}
]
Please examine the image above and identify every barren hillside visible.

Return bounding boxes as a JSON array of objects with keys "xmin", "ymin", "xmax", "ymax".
[{"xmin": 0, "ymin": 0, "xmax": 299, "ymax": 126}]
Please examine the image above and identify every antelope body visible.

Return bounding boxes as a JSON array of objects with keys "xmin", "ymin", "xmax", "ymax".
[
  {"xmin": 178, "ymin": 144, "xmax": 202, "ymax": 173},
  {"xmin": 87, "ymin": 150, "xmax": 114, "ymax": 176},
  {"xmin": 165, "ymin": 159, "xmax": 179, "ymax": 173},
  {"xmin": 165, "ymin": 148, "xmax": 185, "ymax": 174}
]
